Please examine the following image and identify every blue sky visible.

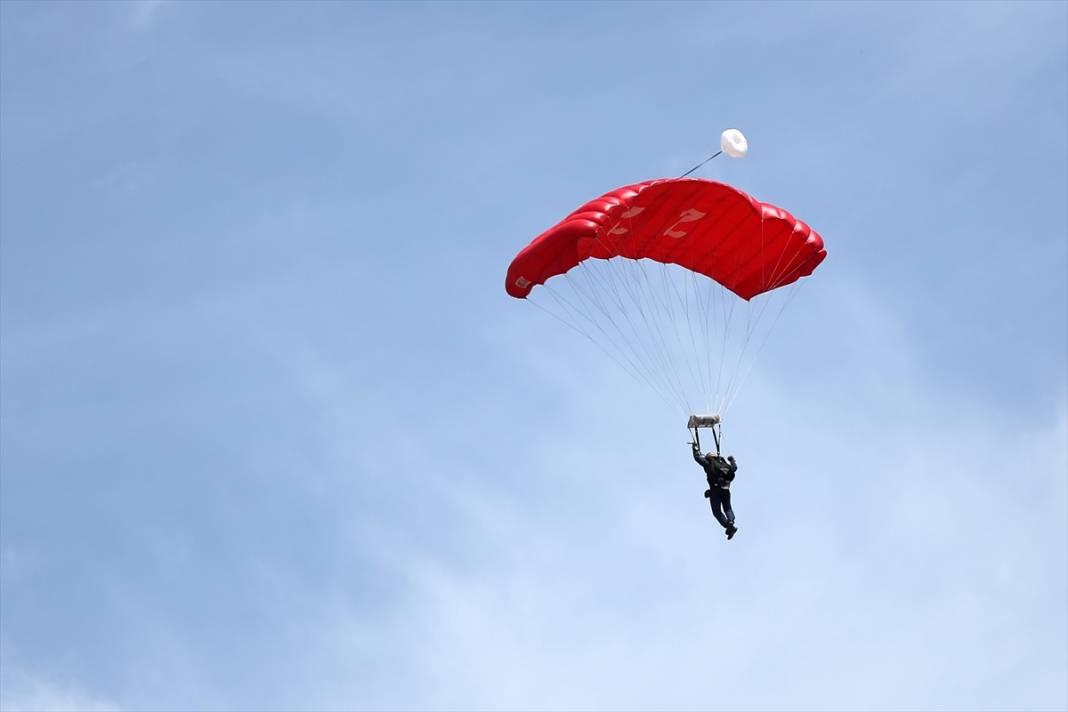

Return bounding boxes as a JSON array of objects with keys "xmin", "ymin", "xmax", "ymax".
[{"xmin": 1, "ymin": 2, "xmax": 1066, "ymax": 710}]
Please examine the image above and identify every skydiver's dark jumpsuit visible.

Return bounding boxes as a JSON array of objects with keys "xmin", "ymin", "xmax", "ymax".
[{"xmin": 692, "ymin": 446, "xmax": 737, "ymax": 531}]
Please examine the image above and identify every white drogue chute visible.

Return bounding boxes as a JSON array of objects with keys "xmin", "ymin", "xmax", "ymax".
[{"xmin": 720, "ymin": 128, "xmax": 748, "ymax": 158}]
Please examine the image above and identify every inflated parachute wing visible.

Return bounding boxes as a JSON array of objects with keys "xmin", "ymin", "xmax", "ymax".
[
  {"xmin": 506, "ymin": 178, "xmax": 826, "ymax": 301},
  {"xmin": 505, "ymin": 176, "xmax": 827, "ymax": 420}
]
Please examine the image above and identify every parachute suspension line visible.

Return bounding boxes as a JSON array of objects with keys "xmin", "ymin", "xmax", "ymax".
[
  {"xmin": 556, "ymin": 275, "xmax": 655, "ymax": 394},
  {"xmin": 680, "ymin": 150, "xmax": 723, "ymax": 178},
  {"xmin": 717, "ymin": 206, "xmax": 750, "ymax": 414},
  {"xmin": 579, "ymin": 208, "xmax": 695, "ymax": 413},
  {"xmin": 714, "ymin": 293, "xmax": 737, "ymax": 411},
  {"xmin": 680, "ymin": 267, "xmax": 709, "ymax": 414},
  {"xmin": 563, "ymin": 274, "xmax": 685, "ymax": 414},
  {"xmin": 581, "ymin": 259, "xmax": 688, "ymax": 413},
  {"xmin": 528, "ymin": 287, "xmax": 604, "ymax": 347},
  {"xmin": 682, "ymin": 180, "xmax": 744, "ymax": 412},
  {"xmin": 707, "ymin": 286, "xmax": 720, "ymax": 412},
  {"xmin": 716, "ymin": 214, "xmax": 809, "ymax": 415},
  {"xmin": 684, "ymin": 269, "xmax": 703, "ymax": 411},
  {"xmin": 539, "ymin": 279, "xmax": 623, "ymax": 359},
  {"xmin": 702, "ymin": 275, "xmax": 718, "ymax": 415},
  {"xmin": 693, "ymin": 223, "xmax": 731, "ymax": 413},
  {"xmin": 689, "ymin": 271, "xmax": 712, "ymax": 411},
  {"xmin": 688, "ymin": 268, "xmax": 714, "ymax": 414},
  {"xmin": 762, "ymin": 221, "xmax": 810, "ymax": 296},
  {"xmin": 721, "ymin": 280, "xmax": 804, "ymax": 414},
  {"xmin": 659, "ymin": 261, "xmax": 705, "ymax": 412},
  {"xmin": 636, "ymin": 262, "xmax": 696, "ymax": 414},
  {"xmin": 565, "ymin": 266, "xmax": 688, "ymax": 412},
  {"xmin": 717, "ymin": 289, "xmax": 772, "ymax": 415},
  {"xmin": 766, "ymin": 249, "xmax": 810, "ymax": 294},
  {"xmin": 529, "ymin": 296, "xmax": 675, "ymax": 413},
  {"xmin": 575, "ymin": 253, "xmax": 701, "ymax": 416},
  {"xmin": 637, "ymin": 180, "xmax": 721, "ymax": 414},
  {"xmin": 604, "ymin": 224, "xmax": 683, "ymax": 410},
  {"xmin": 571, "ymin": 264, "xmax": 665, "ymax": 394},
  {"xmin": 718, "ymin": 278, "xmax": 790, "ymax": 415},
  {"xmin": 699, "ymin": 263, "xmax": 719, "ymax": 415},
  {"xmin": 592, "ymin": 208, "xmax": 698, "ymax": 416},
  {"xmin": 563, "ymin": 268, "xmax": 646, "ymax": 376},
  {"xmin": 632, "ymin": 262, "xmax": 696, "ymax": 415},
  {"xmin": 651, "ymin": 268, "xmax": 697, "ymax": 415},
  {"xmin": 531, "ymin": 284, "xmax": 681, "ymax": 413},
  {"xmin": 638, "ymin": 179, "xmax": 707, "ymax": 408}
]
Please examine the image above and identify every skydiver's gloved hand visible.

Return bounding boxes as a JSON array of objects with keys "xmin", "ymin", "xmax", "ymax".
[
  {"xmin": 704, "ymin": 489, "xmax": 712, "ymax": 498},
  {"xmin": 728, "ymin": 455, "xmax": 736, "ymax": 465}
]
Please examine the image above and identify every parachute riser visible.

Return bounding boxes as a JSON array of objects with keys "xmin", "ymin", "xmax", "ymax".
[{"xmin": 687, "ymin": 414, "xmax": 722, "ymax": 456}]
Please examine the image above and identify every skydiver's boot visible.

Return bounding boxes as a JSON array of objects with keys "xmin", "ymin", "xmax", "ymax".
[{"xmin": 726, "ymin": 524, "xmax": 738, "ymax": 540}]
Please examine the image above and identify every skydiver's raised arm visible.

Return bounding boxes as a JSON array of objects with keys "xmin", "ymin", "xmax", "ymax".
[
  {"xmin": 727, "ymin": 455, "xmax": 737, "ymax": 473},
  {"xmin": 692, "ymin": 442, "xmax": 708, "ymax": 465}
]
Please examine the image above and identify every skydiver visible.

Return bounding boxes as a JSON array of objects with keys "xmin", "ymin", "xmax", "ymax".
[{"xmin": 692, "ymin": 442, "xmax": 738, "ymax": 540}]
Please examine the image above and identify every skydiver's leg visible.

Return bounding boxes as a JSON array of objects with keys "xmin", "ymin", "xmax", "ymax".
[
  {"xmin": 721, "ymin": 489, "xmax": 735, "ymax": 525},
  {"xmin": 707, "ymin": 490, "xmax": 731, "ymax": 530}
]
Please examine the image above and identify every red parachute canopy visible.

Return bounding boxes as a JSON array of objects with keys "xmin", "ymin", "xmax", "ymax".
[{"xmin": 506, "ymin": 178, "xmax": 826, "ymax": 301}]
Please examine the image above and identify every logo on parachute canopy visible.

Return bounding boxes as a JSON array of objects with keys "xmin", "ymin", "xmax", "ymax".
[
  {"xmin": 608, "ymin": 206, "xmax": 646, "ymax": 235},
  {"xmin": 664, "ymin": 208, "xmax": 707, "ymax": 238},
  {"xmin": 608, "ymin": 206, "xmax": 707, "ymax": 239}
]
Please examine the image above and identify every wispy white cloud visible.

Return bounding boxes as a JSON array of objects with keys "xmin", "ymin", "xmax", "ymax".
[{"xmin": 0, "ymin": 667, "xmax": 120, "ymax": 712}]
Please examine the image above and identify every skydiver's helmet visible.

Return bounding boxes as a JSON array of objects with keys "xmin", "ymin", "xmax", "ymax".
[{"xmin": 706, "ymin": 452, "xmax": 718, "ymax": 461}]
